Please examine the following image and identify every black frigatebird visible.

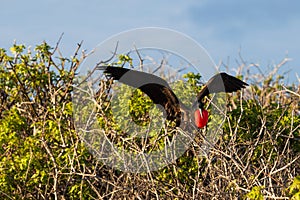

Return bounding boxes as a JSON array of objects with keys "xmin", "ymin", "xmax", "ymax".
[{"xmin": 99, "ymin": 66, "xmax": 248, "ymax": 129}]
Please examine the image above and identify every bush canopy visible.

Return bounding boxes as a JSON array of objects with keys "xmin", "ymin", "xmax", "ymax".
[{"xmin": 0, "ymin": 42, "xmax": 299, "ymax": 199}]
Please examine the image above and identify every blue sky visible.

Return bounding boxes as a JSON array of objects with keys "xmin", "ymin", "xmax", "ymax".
[{"xmin": 1, "ymin": 0, "xmax": 300, "ymax": 82}]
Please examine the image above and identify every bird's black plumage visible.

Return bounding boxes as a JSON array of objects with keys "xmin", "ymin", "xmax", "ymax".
[
  {"xmin": 195, "ymin": 72, "xmax": 248, "ymax": 108},
  {"xmin": 100, "ymin": 66, "xmax": 248, "ymax": 127},
  {"xmin": 101, "ymin": 66, "xmax": 181, "ymax": 125}
]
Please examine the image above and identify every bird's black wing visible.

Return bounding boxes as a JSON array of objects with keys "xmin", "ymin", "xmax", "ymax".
[
  {"xmin": 100, "ymin": 66, "xmax": 182, "ymax": 126},
  {"xmin": 196, "ymin": 72, "xmax": 248, "ymax": 102}
]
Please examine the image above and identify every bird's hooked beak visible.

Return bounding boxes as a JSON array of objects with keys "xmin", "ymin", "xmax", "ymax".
[{"xmin": 198, "ymin": 108, "xmax": 203, "ymax": 118}]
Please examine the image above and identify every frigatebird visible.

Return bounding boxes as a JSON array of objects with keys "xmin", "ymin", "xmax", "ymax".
[{"xmin": 100, "ymin": 66, "xmax": 248, "ymax": 129}]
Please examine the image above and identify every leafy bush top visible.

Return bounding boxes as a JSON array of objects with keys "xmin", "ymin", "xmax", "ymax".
[{"xmin": 0, "ymin": 42, "xmax": 299, "ymax": 199}]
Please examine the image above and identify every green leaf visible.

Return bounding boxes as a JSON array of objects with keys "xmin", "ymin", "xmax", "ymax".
[{"xmin": 245, "ymin": 186, "xmax": 264, "ymax": 200}]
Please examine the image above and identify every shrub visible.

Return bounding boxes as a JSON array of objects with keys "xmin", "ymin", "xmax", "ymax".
[{"xmin": 0, "ymin": 42, "xmax": 299, "ymax": 199}]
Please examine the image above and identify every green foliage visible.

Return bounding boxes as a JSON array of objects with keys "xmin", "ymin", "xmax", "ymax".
[
  {"xmin": 0, "ymin": 42, "xmax": 95, "ymax": 199},
  {"xmin": 0, "ymin": 42, "xmax": 299, "ymax": 199},
  {"xmin": 182, "ymin": 72, "xmax": 202, "ymax": 92},
  {"xmin": 111, "ymin": 83, "xmax": 160, "ymax": 131},
  {"xmin": 244, "ymin": 186, "xmax": 264, "ymax": 200},
  {"xmin": 289, "ymin": 176, "xmax": 300, "ymax": 199},
  {"xmin": 172, "ymin": 72, "xmax": 201, "ymax": 107},
  {"xmin": 117, "ymin": 54, "xmax": 133, "ymax": 66}
]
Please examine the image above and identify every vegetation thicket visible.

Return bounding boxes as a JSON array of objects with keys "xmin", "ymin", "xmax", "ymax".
[{"xmin": 0, "ymin": 42, "xmax": 299, "ymax": 199}]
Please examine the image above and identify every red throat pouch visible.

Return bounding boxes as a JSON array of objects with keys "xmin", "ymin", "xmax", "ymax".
[{"xmin": 194, "ymin": 109, "xmax": 209, "ymax": 128}]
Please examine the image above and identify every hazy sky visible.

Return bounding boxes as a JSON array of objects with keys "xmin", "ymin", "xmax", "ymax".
[{"xmin": 1, "ymin": 0, "xmax": 299, "ymax": 82}]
